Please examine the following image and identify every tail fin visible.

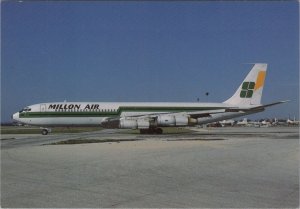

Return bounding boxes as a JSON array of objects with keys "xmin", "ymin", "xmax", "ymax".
[{"xmin": 223, "ymin": 63, "xmax": 267, "ymax": 106}]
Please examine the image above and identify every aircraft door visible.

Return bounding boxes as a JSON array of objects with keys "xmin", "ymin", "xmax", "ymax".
[{"xmin": 40, "ymin": 104, "xmax": 46, "ymax": 112}]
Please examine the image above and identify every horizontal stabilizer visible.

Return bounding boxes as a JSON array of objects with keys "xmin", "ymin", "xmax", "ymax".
[
  {"xmin": 249, "ymin": 100, "xmax": 290, "ymax": 110},
  {"xmin": 225, "ymin": 100, "xmax": 289, "ymax": 112}
]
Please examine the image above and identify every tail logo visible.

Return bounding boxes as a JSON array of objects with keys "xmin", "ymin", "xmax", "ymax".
[{"xmin": 240, "ymin": 82, "xmax": 255, "ymax": 98}]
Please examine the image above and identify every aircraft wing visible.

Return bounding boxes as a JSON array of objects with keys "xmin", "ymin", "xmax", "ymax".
[
  {"xmin": 121, "ymin": 108, "xmax": 228, "ymax": 119},
  {"xmin": 99, "ymin": 109, "xmax": 229, "ymax": 128}
]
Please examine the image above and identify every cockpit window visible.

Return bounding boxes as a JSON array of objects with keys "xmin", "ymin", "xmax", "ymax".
[{"xmin": 19, "ymin": 107, "xmax": 32, "ymax": 113}]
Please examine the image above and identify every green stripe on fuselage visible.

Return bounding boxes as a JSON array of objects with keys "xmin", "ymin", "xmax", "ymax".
[{"xmin": 19, "ymin": 106, "xmax": 224, "ymax": 118}]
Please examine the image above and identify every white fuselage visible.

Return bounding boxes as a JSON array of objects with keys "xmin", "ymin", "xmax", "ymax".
[{"xmin": 12, "ymin": 101, "xmax": 254, "ymax": 126}]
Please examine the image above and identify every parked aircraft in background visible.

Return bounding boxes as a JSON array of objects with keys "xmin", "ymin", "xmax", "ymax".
[
  {"xmin": 287, "ymin": 117, "xmax": 300, "ymax": 126},
  {"xmin": 236, "ymin": 118, "xmax": 249, "ymax": 126},
  {"xmin": 12, "ymin": 64, "xmax": 287, "ymax": 134},
  {"xmin": 219, "ymin": 119, "xmax": 236, "ymax": 127},
  {"xmin": 260, "ymin": 120, "xmax": 272, "ymax": 127}
]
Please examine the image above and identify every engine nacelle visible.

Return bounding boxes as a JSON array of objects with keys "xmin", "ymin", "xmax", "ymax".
[
  {"xmin": 120, "ymin": 119, "xmax": 137, "ymax": 129},
  {"xmin": 157, "ymin": 115, "xmax": 195, "ymax": 127},
  {"xmin": 120, "ymin": 118, "xmax": 150, "ymax": 129},
  {"xmin": 157, "ymin": 115, "xmax": 176, "ymax": 126}
]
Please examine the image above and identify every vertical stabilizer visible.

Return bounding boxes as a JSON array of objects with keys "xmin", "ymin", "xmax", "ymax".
[{"xmin": 223, "ymin": 64, "xmax": 267, "ymax": 106}]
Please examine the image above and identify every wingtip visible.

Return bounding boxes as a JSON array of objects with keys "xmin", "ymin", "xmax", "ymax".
[{"xmin": 280, "ymin": 100, "xmax": 291, "ymax": 103}]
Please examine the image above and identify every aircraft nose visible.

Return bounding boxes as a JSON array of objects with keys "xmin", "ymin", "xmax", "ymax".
[{"xmin": 12, "ymin": 112, "xmax": 19, "ymax": 121}]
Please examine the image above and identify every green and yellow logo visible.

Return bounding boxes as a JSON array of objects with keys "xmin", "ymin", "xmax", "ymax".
[
  {"xmin": 240, "ymin": 70, "xmax": 266, "ymax": 99},
  {"xmin": 240, "ymin": 82, "xmax": 255, "ymax": 98}
]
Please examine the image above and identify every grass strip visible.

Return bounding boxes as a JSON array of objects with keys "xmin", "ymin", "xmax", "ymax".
[
  {"xmin": 1, "ymin": 126, "xmax": 103, "ymax": 134},
  {"xmin": 48, "ymin": 138, "xmax": 138, "ymax": 145}
]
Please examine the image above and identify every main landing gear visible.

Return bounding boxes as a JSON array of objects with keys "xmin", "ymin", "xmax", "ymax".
[
  {"xmin": 41, "ymin": 128, "xmax": 52, "ymax": 135},
  {"xmin": 140, "ymin": 128, "xmax": 163, "ymax": 134}
]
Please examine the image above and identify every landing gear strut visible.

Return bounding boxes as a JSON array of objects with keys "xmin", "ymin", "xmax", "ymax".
[{"xmin": 140, "ymin": 128, "xmax": 163, "ymax": 134}]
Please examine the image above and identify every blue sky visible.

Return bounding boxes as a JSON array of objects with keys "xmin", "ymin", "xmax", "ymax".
[{"xmin": 1, "ymin": 1, "xmax": 299, "ymax": 122}]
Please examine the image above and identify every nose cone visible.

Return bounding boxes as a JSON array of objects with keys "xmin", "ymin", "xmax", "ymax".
[{"xmin": 12, "ymin": 112, "xmax": 20, "ymax": 122}]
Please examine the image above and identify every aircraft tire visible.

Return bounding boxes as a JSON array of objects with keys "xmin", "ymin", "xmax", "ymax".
[{"xmin": 41, "ymin": 129, "xmax": 48, "ymax": 135}]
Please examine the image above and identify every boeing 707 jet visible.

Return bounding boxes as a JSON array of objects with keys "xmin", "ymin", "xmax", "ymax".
[{"xmin": 12, "ymin": 64, "xmax": 287, "ymax": 134}]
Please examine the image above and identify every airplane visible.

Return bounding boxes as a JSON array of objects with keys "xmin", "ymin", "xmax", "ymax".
[
  {"xmin": 235, "ymin": 118, "xmax": 269, "ymax": 127},
  {"xmin": 236, "ymin": 118, "xmax": 249, "ymax": 126},
  {"xmin": 12, "ymin": 63, "xmax": 288, "ymax": 135},
  {"xmin": 219, "ymin": 119, "xmax": 236, "ymax": 127},
  {"xmin": 287, "ymin": 116, "xmax": 300, "ymax": 126}
]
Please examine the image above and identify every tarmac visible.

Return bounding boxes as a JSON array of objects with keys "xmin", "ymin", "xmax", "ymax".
[{"xmin": 1, "ymin": 126, "xmax": 299, "ymax": 208}]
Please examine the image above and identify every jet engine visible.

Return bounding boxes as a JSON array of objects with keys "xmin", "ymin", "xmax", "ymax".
[
  {"xmin": 120, "ymin": 118, "xmax": 150, "ymax": 129},
  {"xmin": 101, "ymin": 118, "xmax": 150, "ymax": 129},
  {"xmin": 156, "ymin": 115, "xmax": 196, "ymax": 127}
]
